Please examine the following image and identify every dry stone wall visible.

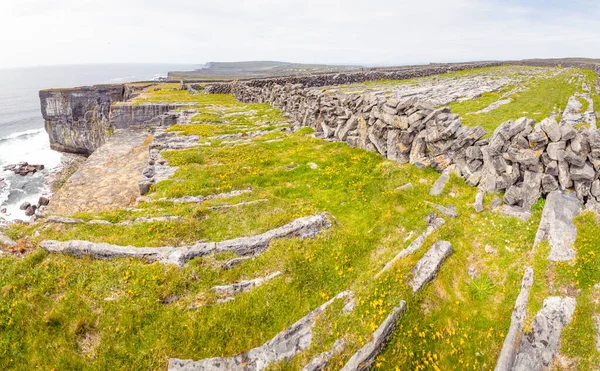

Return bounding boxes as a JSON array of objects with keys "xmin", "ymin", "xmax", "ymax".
[{"xmin": 231, "ymin": 78, "xmax": 600, "ymax": 211}]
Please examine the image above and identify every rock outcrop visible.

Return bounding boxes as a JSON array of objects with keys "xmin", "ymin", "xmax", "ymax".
[
  {"xmin": 512, "ymin": 296, "xmax": 576, "ymax": 371},
  {"xmin": 534, "ymin": 190, "xmax": 582, "ymax": 262},
  {"xmin": 40, "ymin": 84, "xmax": 125, "ymax": 155},
  {"xmin": 495, "ymin": 267, "xmax": 534, "ymax": 371},
  {"xmin": 40, "ymin": 86, "xmax": 190, "ymax": 155},
  {"xmin": 340, "ymin": 300, "xmax": 406, "ymax": 371},
  {"xmin": 40, "ymin": 213, "xmax": 330, "ymax": 267}
]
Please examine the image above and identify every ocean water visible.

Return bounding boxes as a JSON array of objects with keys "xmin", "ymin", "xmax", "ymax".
[{"xmin": 0, "ymin": 64, "xmax": 198, "ymax": 222}]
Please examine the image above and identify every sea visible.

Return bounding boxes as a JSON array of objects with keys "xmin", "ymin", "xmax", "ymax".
[{"xmin": 0, "ymin": 63, "xmax": 198, "ymax": 223}]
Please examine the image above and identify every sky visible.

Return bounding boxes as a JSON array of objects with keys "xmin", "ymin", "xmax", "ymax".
[{"xmin": 0, "ymin": 0, "xmax": 599, "ymax": 68}]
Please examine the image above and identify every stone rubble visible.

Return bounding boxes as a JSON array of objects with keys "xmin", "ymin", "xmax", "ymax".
[
  {"xmin": 168, "ymin": 291, "xmax": 353, "ymax": 371},
  {"xmin": 494, "ymin": 267, "xmax": 534, "ymax": 371},
  {"xmin": 339, "ymin": 300, "xmax": 406, "ymax": 371},
  {"xmin": 40, "ymin": 213, "xmax": 330, "ymax": 267},
  {"xmin": 534, "ymin": 190, "xmax": 582, "ymax": 262},
  {"xmin": 512, "ymin": 296, "xmax": 576, "ymax": 371},
  {"xmin": 376, "ymin": 217, "xmax": 445, "ymax": 278},
  {"xmin": 409, "ymin": 241, "xmax": 453, "ymax": 293},
  {"xmin": 3, "ymin": 162, "xmax": 45, "ymax": 176}
]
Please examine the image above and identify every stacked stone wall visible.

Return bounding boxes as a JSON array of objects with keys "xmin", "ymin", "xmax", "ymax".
[{"xmin": 232, "ymin": 80, "xmax": 600, "ymax": 210}]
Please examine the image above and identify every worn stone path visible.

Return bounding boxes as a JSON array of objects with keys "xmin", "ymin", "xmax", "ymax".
[{"xmin": 47, "ymin": 129, "xmax": 150, "ymax": 215}]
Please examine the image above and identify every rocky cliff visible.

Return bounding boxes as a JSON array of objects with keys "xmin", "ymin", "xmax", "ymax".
[
  {"xmin": 40, "ymin": 85, "xmax": 183, "ymax": 155},
  {"xmin": 40, "ymin": 85, "xmax": 125, "ymax": 155}
]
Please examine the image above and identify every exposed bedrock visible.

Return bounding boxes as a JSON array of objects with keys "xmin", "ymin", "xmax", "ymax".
[
  {"xmin": 512, "ymin": 296, "xmax": 576, "ymax": 371},
  {"xmin": 168, "ymin": 291, "xmax": 352, "ymax": 371},
  {"xmin": 495, "ymin": 267, "xmax": 534, "ymax": 371},
  {"xmin": 534, "ymin": 190, "xmax": 582, "ymax": 262},
  {"xmin": 40, "ymin": 213, "xmax": 330, "ymax": 267},
  {"xmin": 340, "ymin": 300, "xmax": 406, "ymax": 371}
]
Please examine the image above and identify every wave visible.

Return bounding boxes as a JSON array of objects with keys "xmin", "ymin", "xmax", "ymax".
[{"xmin": 0, "ymin": 128, "xmax": 45, "ymax": 141}]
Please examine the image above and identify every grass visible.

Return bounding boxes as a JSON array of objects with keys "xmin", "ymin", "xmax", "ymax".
[
  {"xmin": 2, "ymin": 70, "xmax": 599, "ymax": 369},
  {"xmin": 451, "ymin": 68, "xmax": 600, "ymax": 134}
]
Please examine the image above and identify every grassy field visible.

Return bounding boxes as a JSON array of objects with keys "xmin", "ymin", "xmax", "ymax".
[
  {"xmin": 450, "ymin": 68, "xmax": 599, "ymax": 134},
  {"xmin": 1, "ymin": 74, "xmax": 599, "ymax": 370}
]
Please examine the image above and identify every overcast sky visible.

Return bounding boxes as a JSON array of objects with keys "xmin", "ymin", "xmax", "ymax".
[{"xmin": 0, "ymin": 0, "xmax": 598, "ymax": 68}]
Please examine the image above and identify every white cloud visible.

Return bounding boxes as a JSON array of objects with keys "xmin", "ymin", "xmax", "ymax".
[{"xmin": 0, "ymin": 0, "xmax": 598, "ymax": 68}]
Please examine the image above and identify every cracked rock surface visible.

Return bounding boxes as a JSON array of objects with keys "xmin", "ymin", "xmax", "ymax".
[{"xmin": 513, "ymin": 296, "xmax": 576, "ymax": 371}]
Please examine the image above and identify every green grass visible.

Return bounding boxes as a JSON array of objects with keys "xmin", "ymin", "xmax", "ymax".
[
  {"xmin": 450, "ymin": 68, "xmax": 600, "ymax": 134},
  {"xmin": 2, "ymin": 81, "xmax": 597, "ymax": 370}
]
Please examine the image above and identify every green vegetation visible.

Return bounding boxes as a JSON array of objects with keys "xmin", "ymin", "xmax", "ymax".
[
  {"xmin": 451, "ymin": 68, "xmax": 600, "ymax": 134},
  {"xmin": 3, "ymin": 68, "xmax": 600, "ymax": 369}
]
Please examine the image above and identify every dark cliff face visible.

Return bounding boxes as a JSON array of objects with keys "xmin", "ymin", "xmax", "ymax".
[{"xmin": 39, "ymin": 85, "xmax": 125, "ymax": 155}]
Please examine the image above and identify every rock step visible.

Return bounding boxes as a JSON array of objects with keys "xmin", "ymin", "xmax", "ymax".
[
  {"xmin": 40, "ymin": 213, "xmax": 330, "ymax": 267},
  {"xmin": 168, "ymin": 291, "xmax": 353, "ymax": 371},
  {"xmin": 494, "ymin": 267, "xmax": 534, "ymax": 371},
  {"xmin": 534, "ymin": 190, "xmax": 582, "ymax": 262},
  {"xmin": 376, "ymin": 217, "xmax": 445, "ymax": 278},
  {"xmin": 340, "ymin": 300, "xmax": 406, "ymax": 371}
]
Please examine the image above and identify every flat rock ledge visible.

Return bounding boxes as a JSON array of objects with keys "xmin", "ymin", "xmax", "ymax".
[
  {"xmin": 40, "ymin": 213, "xmax": 330, "ymax": 267},
  {"xmin": 494, "ymin": 267, "xmax": 534, "ymax": 371},
  {"xmin": 512, "ymin": 296, "xmax": 576, "ymax": 371},
  {"xmin": 534, "ymin": 190, "xmax": 582, "ymax": 262},
  {"xmin": 168, "ymin": 291, "xmax": 352, "ymax": 371},
  {"xmin": 409, "ymin": 241, "xmax": 453, "ymax": 293},
  {"xmin": 376, "ymin": 217, "xmax": 445, "ymax": 278},
  {"xmin": 340, "ymin": 300, "xmax": 407, "ymax": 371}
]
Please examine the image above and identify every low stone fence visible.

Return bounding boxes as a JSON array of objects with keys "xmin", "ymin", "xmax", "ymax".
[{"xmin": 232, "ymin": 82, "xmax": 600, "ymax": 210}]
